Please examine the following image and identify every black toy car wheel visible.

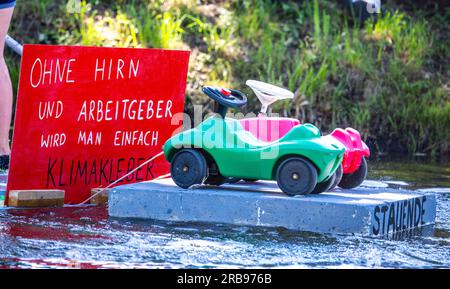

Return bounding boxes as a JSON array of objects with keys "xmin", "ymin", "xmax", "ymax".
[
  {"xmin": 338, "ymin": 157, "xmax": 368, "ymax": 189},
  {"xmin": 311, "ymin": 172, "xmax": 336, "ymax": 194},
  {"xmin": 170, "ymin": 149, "xmax": 208, "ymax": 189},
  {"xmin": 276, "ymin": 157, "xmax": 317, "ymax": 196},
  {"xmin": 329, "ymin": 164, "xmax": 343, "ymax": 191}
]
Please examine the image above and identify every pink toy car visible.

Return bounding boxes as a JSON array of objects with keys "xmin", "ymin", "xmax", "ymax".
[{"xmin": 239, "ymin": 80, "xmax": 370, "ymax": 192}]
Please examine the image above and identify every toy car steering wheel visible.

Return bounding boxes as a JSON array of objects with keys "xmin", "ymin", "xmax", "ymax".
[{"xmin": 202, "ymin": 86, "xmax": 247, "ymax": 118}]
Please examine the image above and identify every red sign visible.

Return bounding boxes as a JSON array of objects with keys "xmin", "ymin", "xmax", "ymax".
[{"xmin": 7, "ymin": 45, "xmax": 189, "ymax": 204}]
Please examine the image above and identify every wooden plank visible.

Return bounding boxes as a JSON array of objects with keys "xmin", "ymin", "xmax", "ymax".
[
  {"xmin": 90, "ymin": 188, "xmax": 110, "ymax": 206},
  {"xmin": 8, "ymin": 190, "xmax": 65, "ymax": 207}
]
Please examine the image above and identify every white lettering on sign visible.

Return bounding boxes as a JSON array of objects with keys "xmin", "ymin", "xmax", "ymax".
[
  {"xmin": 114, "ymin": 130, "xmax": 159, "ymax": 146},
  {"xmin": 41, "ymin": 133, "xmax": 67, "ymax": 148},
  {"xmin": 30, "ymin": 58, "xmax": 76, "ymax": 88},
  {"xmin": 77, "ymin": 99, "xmax": 173, "ymax": 122},
  {"xmin": 38, "ymin": 101, "xmax": 64, "ymax": 120},
  {"xmin": 94, "ymin": 58, "xmax": 140, "ymax": 81},
  {"xmin": 78, "ymin": 131, "xmax": 102, "ymax": 145}
]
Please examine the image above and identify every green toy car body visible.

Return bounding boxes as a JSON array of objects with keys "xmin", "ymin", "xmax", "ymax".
[
  {"xmin": 163, "ymin": 86, "xmax": 345, "ymax": 196},
  {"xmin": 164, "ymin": 116, "xmax": 344, "ymax": 183}
]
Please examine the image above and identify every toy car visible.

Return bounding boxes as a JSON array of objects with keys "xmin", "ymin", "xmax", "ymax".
[
  {"xmin": 163, "ymin": 85, "xmax": 345, "ymax": 196},
  {"xmin": 239, "ymin": 80, "xmax": 370, "ymax": 191}
]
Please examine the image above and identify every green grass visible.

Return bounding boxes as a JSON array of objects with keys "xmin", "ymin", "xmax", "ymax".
[{"xmin": 4, "ymin": 0, "xmax": 450, "ymax": 156}]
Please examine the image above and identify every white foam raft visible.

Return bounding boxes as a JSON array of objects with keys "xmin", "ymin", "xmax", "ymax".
[{"xmin": 108, "ymin": 179, "xmax": 437, "ymax": 237}]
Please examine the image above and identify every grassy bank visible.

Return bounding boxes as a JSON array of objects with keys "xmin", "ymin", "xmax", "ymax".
[{"xmin": 5, "ymin": 0, "xmax": 450, "ymax": 157}]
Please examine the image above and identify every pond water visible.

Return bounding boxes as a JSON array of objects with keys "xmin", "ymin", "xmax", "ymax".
[{"xmin": 0, "ymin": 156, "xmax": 449, "ymax": 269}]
